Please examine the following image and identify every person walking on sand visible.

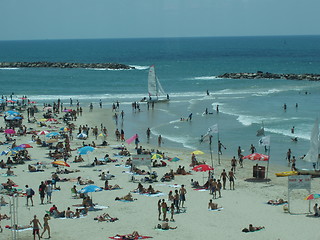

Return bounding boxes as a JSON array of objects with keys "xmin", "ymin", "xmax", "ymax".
[
  {"xmin": 30, "ymin": 215, "xmax": 42, "ymax": 240},
  {"xmin": 161, "ymin": 199, "xmax": 167, "ymax": 221},
  {"xmin": 170, "ymin": 203, "xmax": 175, "ymax": 221},
  {"xmin": 179, "ymin": 185, "xmax": 187, "ymax": 208},
  {"xmin": 228, "ymin": 169, "xmax": 236, "ymax": 190},
  {"xmin": 157, "ymin": 199, "xmax": 162, "ymax": 221},
  {"xmin": 220, "ymin": 169, "xmax": 228, "ymax": 190},
  {"xmin": 38, "ymin": 181, "xmax": 46, "ymax": 205},
  {"xmin": 231, "ymin": 156, "xmax": 237, "ymax": 172},
  {"xmin": 40, "ymin": 214, "xmax": 51, "ymax": 239},
  {"xmin": 26, "ymin": 185, "xmax": 34, "ymax": 206},
  {"xmin": 46, "ymin": 182, "xmax": 53, "ymax": 203}
]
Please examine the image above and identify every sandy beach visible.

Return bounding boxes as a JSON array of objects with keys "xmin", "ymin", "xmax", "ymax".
[{"xmin": 0, "ymin": 104, "xmax": 319, "ymax": 240}]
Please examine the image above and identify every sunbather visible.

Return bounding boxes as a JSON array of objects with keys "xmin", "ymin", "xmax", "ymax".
[
  {"xmin": 267, "ymin": 199, "xmax": 287, "ymax": 205},
  {"xmin": 94, "ymin": 213, "xmax": 118, "ymax": 222},
  {"xmin": 115, "ymin": 192, "xmax": 135, "ymax": 201}
]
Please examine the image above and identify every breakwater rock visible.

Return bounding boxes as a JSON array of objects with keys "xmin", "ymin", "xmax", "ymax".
[
  {"xmin": 0, "ymin": 62, "xmax": 134, "ymax": 70},
  {"xmin": 218, "ymin": 72, "xmax": 320, "ymax": 81}
]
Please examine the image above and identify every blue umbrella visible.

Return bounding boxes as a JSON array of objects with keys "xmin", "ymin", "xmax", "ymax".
[
  {"xmin": 78, "ymin": 146, "xmax": 95, "ymax": 155},
  {"xmin": 1, "ymin": 151, "xmax": 8, "ymax": 156},
  {"xmin": 46, "ymin": 132, "xmax": 60, "ymax": 138},
  {"xmin": 11, "ymin": 147, "xmax": 25, "ymax": 151},
  {"xmin": 5, "ymin": 110, "xmax": 19, "ymax": 116},
  {"xmin": 78, "ymin": 185, "xmax": 102, "ymax": 194}
]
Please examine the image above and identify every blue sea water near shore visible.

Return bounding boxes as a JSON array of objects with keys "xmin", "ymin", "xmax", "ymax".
[{"xmin": 1, "ymin": 35, "xmax": 320, "ymax": 169}]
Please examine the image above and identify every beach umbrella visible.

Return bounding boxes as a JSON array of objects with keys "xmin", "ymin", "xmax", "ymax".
[
  {"xmin": 78, "ymin": 146, "xmax": 95, "ymax": 155},
  {"xmin": 168, "ymin": 157, "xmax": 180, "ymax": 162},
  {"xmin": 243, "ymin": 153, "xmax": 269, "ymax": 161},
  {"xmin": 4, "ymin": 129, "xmax": 16, "ymax": 134},
  {"xmin": 192, "ymin": 164, "xmax": 214, "ymax": 172},
  {"xmin": 1, "ymin": 151, "xmax": 8, "ymax": 156},
  {"xmin": 78, "ymin": 185, "xmax": 102, "ymax": 194},
  {"xmin": 43, "ymin": 107, "xmax": 53, "ymax": 111},
  {"xmin": 13, "ymin": 116, "xmax": 22, "ymax": 120},
  {"xmin": 63, "ymin": 109, "xmax": 72, "ymax": 112},
  {"xmin": 7, "ymin": 150, "xmax": 19, "ymax": 156},
  {"xmin": 151, "ymin": 154, "xmax": 163, "ymax": 160},
  {"xmin": 304, "ymin": 194, "xmax": 320, "ymax": 200},
  {"xmin": 10, "ymin": 147, "xmax": 25, "ymax": 151},
  {"xmin": 4, "ymin": 110, "xmax": 19, "ymax": 116},
  {"xmin": 46, "ymin": 132, "xmax": 60, "ymax": 138},
  {"xmin": 52, "ymin": 160, "xmax": 70, "ymax": 167},
  {"xmin": 46, "ymin": 118, "xmax": 58, "ymax": 123},
  {"xmin": 46, "ymin": 138, "xmax": 58, "ymax": 144},
  {"xmin": 37, "ymin": 130, "xmax": 49, "ymax": 136},
  {"xmin": 18, "ymin": 144, "xmax": 33, "ymax": 148},
  {"xmin": 191, "ymin": 150, "xmax": 205, "ymax": 155},
  {"xmin": 77, "ymin": 133, "xmax": 87, "ymax": 139},
  {"xmin": 60, "ymin": 127, "xmax": 70, "ymax": 132}
]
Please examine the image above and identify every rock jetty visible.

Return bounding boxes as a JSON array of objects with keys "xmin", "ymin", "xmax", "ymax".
[
  {"xmin": 218, "ymin": 71, "xmax": 320, "ymax": 81},
  {"xmin": 0, "ymin": 62, "xmax": 134, "ymax": 70}
]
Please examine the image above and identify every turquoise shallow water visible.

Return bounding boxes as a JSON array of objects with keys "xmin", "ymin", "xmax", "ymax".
[{"xmin": 1, "ymin": 36, "xmax": 320, "ymax": 168}]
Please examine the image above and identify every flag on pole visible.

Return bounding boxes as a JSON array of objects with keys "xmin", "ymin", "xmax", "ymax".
[
  {"xmin": 200, "ymin": 124, "xmax": 218, "ymax": 143},
  {"xmin": 126, "ymin": 134, "xmax": 138, "ymax": 144},
  {"xmin": 259, "ymin": 135, "xmax": 270, "ymax": 146}
]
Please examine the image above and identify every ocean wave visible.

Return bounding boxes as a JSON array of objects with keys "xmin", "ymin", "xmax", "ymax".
[
  {"xmin": 188, "ymin": 76, "xmax": 222, "ymax": 81},
  {"xmin": 130, "ymin": 65, "xmax": 149, "ymax": 70},
  {"xmin": 264, "ymin": 127, "xmax": 310, "ymax": 141},
  {"xmin": 0, "ymin": 68, "xmax": 20, "ymax": 70}
]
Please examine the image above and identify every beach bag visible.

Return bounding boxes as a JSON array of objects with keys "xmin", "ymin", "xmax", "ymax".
[{"xmin": 30, "ymin": 188, "xmax": 35, "ymax": 196}]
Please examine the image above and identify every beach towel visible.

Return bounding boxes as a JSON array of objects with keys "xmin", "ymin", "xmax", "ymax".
[
  {"xmin": 168, "ymin": 184, "xmax": 181, "ymax": 188},
  {"xmin": 115, "ymin": 199, "xmax": 135, "ymax": 202},
  {"xmin": 193, "ymin": 188, "xmax": 208, "ymax": 191},
  {"xmin": 208, "ymin": 208, "xmax": 223, "ymax": 211},
  {"xmin": 109, "ymin": 235, "xmax": 152, "ymax": 239},
  {"xmin": 138, "ymin": 192, "xmax": 165, "ymax": 197}
]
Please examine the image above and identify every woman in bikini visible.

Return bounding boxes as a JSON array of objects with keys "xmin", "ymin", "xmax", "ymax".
[{"xmin": 40, "ymin": 214, "xmax": 51, "ymax": 238}]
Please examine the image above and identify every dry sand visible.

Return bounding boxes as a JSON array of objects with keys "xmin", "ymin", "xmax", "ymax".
[{"xmin": 0, "ymin": 106, "xmax": 319, "ymax": 240}]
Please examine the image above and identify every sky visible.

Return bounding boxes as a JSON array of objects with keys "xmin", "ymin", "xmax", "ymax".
[{"xmin": 0, "ymin": 0, "xmax": 319, "ymax": 40}]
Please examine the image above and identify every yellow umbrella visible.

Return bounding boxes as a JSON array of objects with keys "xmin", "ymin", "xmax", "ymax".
[
  {"xmin": 191, "ymin": 150, "xmax": 204, "ymax": 155},
  {"xmin": 151, "ymin": 154, "xmax": 163, "ymax": 159}
]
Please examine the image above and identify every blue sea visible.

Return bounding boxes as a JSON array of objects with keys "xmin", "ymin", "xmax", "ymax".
[{"xmin": 1, "ymin": 35, "xmax": 320, "ymax": 169}]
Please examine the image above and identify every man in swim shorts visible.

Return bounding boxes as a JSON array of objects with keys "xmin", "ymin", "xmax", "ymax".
[{"xmin": 30, "ymin": 215, "xmax": 42, "ymax": 240}]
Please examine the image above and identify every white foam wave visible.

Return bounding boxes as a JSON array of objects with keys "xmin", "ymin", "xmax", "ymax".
[
  {"xmin": 191, "ymin": 76, "xmax": 222, "ymax": 80},
  {"xmin": 0, "ymin": 68, "xmax": 20, "ymax": 70},
  {"xmin": 130, "ymin": 65, "xmax": 149, "ymax": 70},
  {"xmin": 264, "ymin": 127, "xmax": 310, "ymax": 141}
]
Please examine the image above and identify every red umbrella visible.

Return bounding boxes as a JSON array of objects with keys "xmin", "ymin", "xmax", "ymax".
[
  {"xmin": 4, "ymin": 129, "xmax": 16, "ymax": 134},
  {"xmin": 52, "ymin": 160, "xmax": 70, "ymax": 167},
  {"xmin": 243, "ymin": 153, "xmax": 269, "ymax": 161},
  {"xmin": 18, "ymin": 144, "xmax": 33, "ymax": 148},
  {"xmin": 192, "ymin": 164, "xmax": 214, "ymax": 172},
  {"xmin": 46, "ymin": 118, "xmax": 58, "ymax": 122}
]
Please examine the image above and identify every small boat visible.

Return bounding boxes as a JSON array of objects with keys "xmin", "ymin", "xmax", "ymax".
[
  {"xmin": 141, "ymin": 65, "xmax": 170, "ymax": 103},
  {"xmin": 275, "ymin": 171, "xmax": 298, "ymax": 177}
]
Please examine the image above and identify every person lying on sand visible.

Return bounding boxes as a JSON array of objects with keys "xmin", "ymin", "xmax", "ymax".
[
  {"xmin": 146, "ymin": 185, "xmax": 161, "ymax": 194},
  {"xmin": 94, "ymin": 213, "xmax": 118, "ymax": 222},
  {"xmin": 267, "ymin": 199, "xmax": 287, "ymax": 205},
  {"xmin": 242, "ymin": 224, "xmax": 265, "ymax": 232},
  {"xmin": 157, "ymin": 218, "xmax": 177, "ymax": 230},
  {"xmin": 115, "ymin": 192, "xmax": 136, "ymax": 201},
  {"xmin": 115, "ymin": 231, "xmax": 141, "ymax": 240},
  {"xmin": 104, "ymin": 180, "xmax": 121, "ymax": 190}
]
